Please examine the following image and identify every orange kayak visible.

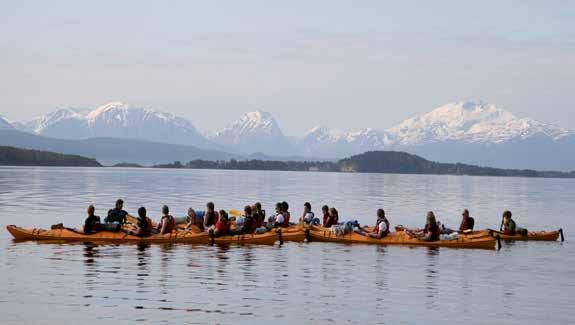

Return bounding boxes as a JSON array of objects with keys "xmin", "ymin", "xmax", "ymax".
[
  {"xmin": 307, "ymin": 226, "xmax": 497, "ymax": 249},
  {"xmin": 6, "ymin": 225, "xmax": 210, "ymax": 244},
  {"xmin": 277, "ymin": 225, "xmax": 307, "ymax": 243},
  {"xmin": 6, "ymin": 225, "xmax": 280, "ymax": 245},
  {"xmin": 476, "ymin": 229, "xmax": 563, "ymax": 241}
]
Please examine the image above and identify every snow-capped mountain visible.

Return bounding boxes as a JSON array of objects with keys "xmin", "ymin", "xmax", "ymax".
[
  {"xmin": 298, "ymin": 126, "xmax": 393, "ymax": 157},
  {"xmin": 0, "ymin": 115, "xmax": 14, "ymax": 129},
  {"xmin": 18, "ymin": 102, "xmax": 211, "ymax": 148},
  {"xmin": 388, "ymin": 101, "xmax": 572, "ymax": 145},
  {"xmin": 212, "ymin": 110, "xmax": 296, "ymax": 155}
]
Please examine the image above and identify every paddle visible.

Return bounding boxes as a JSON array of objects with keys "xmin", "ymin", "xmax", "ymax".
[{"xmin": 229, "ymin": 209, "xmax": 242, "ymax": 217}]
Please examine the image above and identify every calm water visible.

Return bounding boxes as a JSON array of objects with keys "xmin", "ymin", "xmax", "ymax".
[{"xmin": 0, "ymin": 167, "xmax": 573, "ymax": 324}]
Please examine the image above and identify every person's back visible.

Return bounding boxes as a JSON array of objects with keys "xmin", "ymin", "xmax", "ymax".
[
  {"xmin": 84, "ymin": 205, "xmax": 101, "ymax": 234},
  {"xmin": 214, "ymin": 210, "xmax": 230, "ymax": 236},
  {"xmin": 501, "ymin": 210, "xmax": 516, "ymax": 235},
  {"xmin": 204, "ymin": 202, "xmax": 219, "ymax": 228},
  {"xmin": 459, "ymin": 209, "xmax": 475, "ymax": 232},
  {"xmin": 134, "ymin": 207, "xmax": 154, "ymax": 237},
  {"xmin": 157, "ymin": 205, "xmax": 175, "ymax": 235},
  {"xmin": 105, "ymin": 199, "xmax": 127, "ymax": 225}
]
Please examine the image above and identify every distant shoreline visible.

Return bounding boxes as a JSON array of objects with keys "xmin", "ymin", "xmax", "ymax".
[{"xmin": 2, "ymin": 145, "xmax": 573, "ymax": 179}]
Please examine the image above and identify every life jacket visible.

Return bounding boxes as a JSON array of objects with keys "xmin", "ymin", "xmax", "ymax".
[
  {"xmin": 205, "ymin": 211, "xmax": 219, "ymax": 227},
  {"xmin": 253, "ymin": 212, "xmax": 264, "ymax": 228},
  {"xmin": 425, "ymin": 223, "xmax": 441, "ymax": 241},
  {"xmin": 243, "ymin": 215, "xmax": 255, "ymax": 233},
  {"xmin": 161, "ymin": 215, "xmax": 175, "ymax": 234},
  {"xmin": 374, "ymin": 219, "xmax": 390, "ymax": 236},
  {"xmin": 283, "ymin": 211, "xmax": 291, "ymax": 226},
  {"xmin": 215, "ymin": 220, "xmax": 229, "ymax": 235}
]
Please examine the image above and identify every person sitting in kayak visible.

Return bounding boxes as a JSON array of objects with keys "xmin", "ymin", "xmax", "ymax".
[
  {"xmin": 358, "ymin": 209, "xmax": 389, "ymax": 239},
  {"xmin": 185, "ymin": 208, "xmax": 204, "ymax": 232},
  {"xmin": 204, "ymin": 202, "xmax": 219, "ymax": 229},
  {"xmin": 501, "ymin": 210, "xmax": 516, "ymax": 235},
  {"xmin": 83, "ymin": 205, "xmax": 101, "ymax": 234},
  {"xmin": 252, "ymin": 202, "xmax": 265, "ymax": 229},
  {"xmin": 240, "ymin": 205, "xmax": 255, "ymax": 234},
  {"xmin": 299, "ymin": 202, "xmax": 316, "ymax": 225},
  {"xmin": 415, "ymin": 212, "xmax": 440, "ymax": 241},
  {"xmin": 459, "ymin": 209, "xmax": 475, "ymax": 232},
  {"xmin": 105, "ymin": 199, "xmax": 128, "ymax": 225},
  {"xmin": 156, "ymin": 205, "xmax": 176, "ymax": 235},
  {"xmin": 324, "ymin": 207, "xmax": 339, "ymax": 228},
  {"xmin": 321, "ymin": 205, "xmax": 331, "ymax": 227},
  {"xmin": 281, "ymin": 201, "xmax": 291, "ymax": 226},
  {"xmin": 130, "ymin": 206, "xmax": 154, "ymax": 237},
  {"xmin": 211, "ymin": 210, "xmax": 230, "ymax": 237},
  {"xmin": 267, "ymin": 202, "xmax": 286, "ymax": 228}
]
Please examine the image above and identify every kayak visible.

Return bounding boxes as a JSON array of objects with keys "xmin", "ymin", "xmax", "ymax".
[
  {"xmin": 212, "ymin": 231, "xmax": 278, "ymax": 245},
  {"xmin": 277, "ymin": 225, "xmax": 307, "ymax": 243},
  {"xmin": 6, "ymin": 225, "xmax": 210, "ymax": 244},
  {"xmin": 477, "ymin": 229, "xmax": 564, "ymax": 242},
  {"xmin": 307, "ymin": 226, "xmax": 497, "ymax": 249},
  {"xmin": 6, "ymin": 225, "xmax": 279, "ymax": 245}
]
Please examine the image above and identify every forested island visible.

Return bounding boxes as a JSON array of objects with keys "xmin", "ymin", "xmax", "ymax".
[
  {"xmin": 155, "ymin": 151, "xmax": 575, "ymax": 179},
  {"xmin": 0, "ymin": 146, "xmax": 101, "ymax": 167}
]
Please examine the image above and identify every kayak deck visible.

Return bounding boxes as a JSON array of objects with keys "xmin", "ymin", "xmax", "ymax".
[{"xmin": 307, "ymin": 226, "xmax": 497, "ymax": 249}]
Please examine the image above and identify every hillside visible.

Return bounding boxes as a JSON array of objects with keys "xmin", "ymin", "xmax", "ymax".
[
  {"xmin": 0, "ymin": 129, "xmax": 235, "ymax": 165},
  {"xmin": 0, "ymin": 146, "xmax": 101, "ymax": 167},
  {"xmin": 155, "ymin": 151, "xmax": 574, "ymax": 179}
]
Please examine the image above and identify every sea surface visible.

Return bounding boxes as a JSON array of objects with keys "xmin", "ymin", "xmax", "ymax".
[{"xmin": 0, "ymin": 166, "xmax": 573, "ymax": 324}]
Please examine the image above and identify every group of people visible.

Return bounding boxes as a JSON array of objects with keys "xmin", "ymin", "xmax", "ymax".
[{"xmin": 83, "ymin": 199, "xmax": 523, "ymax": 241}]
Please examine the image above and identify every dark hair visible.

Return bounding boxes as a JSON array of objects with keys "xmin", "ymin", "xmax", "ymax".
[
  {"xmin": 116, "ymin": 199, "xmax": 124, "ymax": 206},
  {"xmin": 304, "ymin": 202, "xmax": 311, "ymax": 210},
  {"xmin": 207, "ymin": 202, "xmax": 215, "ymax": 211},
  {"xmin": 322, "ymin": 205, "xmax": 329, "ymax": 212},
  {"xmin": 463, "ymin": 209, "xmax": 469, "ymax": 216},
  {"xmin": 244, "ymin": 205, "xmax": 252, "ymax": 216},
  {"xmin": 138, "ymin": 207, "xmax": 146, "ymax": 218},
  {"xmin": 282, "ymin": 201, "xmax": 289, "ymax": 211},
  {"xmin": 377, "ymin": 209, "xmax": 385, "ymax": 218},
  {"xmin": 162, "ymin": 205, "xmax": 169, "ymax": 214},
  {"xmin": 275, "ymin": 202, "xmax": 283, "ymax": 210},
  {"xmin": 254, "ymin": 202, "xmax": 262, "ymax": 210},
  {"xmin": 87, "ymin": 205, "xmax": 95, "ymax": 214},
  {"xmin": 219, "ymin": 210, "xmax": 228, "ymax": 221},
  {"xmin": 503, "ymin": 210, "xmax": 512, "ymax": 219}
]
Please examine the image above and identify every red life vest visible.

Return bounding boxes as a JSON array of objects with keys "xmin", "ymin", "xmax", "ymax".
[
  {"xmin": 283, "ymin": 211, "xmax": 291, "ymax": 227},
  {"xmin": 215, "ymin": 220, "xmax": 229, "ymax": 235},
  {"xmin": 159, "ymin": 215, "xmax": 176, "ymax": 234}
]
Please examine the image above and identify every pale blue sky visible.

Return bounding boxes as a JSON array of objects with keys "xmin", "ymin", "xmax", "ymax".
[{"xmin": 1, "ymin": 0, "xmax": 574, "ymax": 134}]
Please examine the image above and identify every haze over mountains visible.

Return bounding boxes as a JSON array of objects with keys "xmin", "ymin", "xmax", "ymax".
[{"xmin": 1, "ymin": 101, "xmax": 574, "ymax": 170}]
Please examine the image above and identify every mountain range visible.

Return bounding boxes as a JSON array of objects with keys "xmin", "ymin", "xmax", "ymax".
[{"xmin": 1, "ymin": 101, "xmax": 574, "ymax": 170}]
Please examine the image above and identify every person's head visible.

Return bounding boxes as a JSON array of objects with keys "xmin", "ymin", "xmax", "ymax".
[
  {"xmin": 322, "ymin": 205, "xmax": 329, "ymax": 214},
  {"xmin": 329, "ymin": 207, "xmax": 338, "ymax": 217},
  {"xmin": 426, "ymin": 211, "xmax": 436, "ymax": 225},
  {"xmin": 87, "ymin": 205, "xmax": 95, "ymax": 215},
  {"xmin": 188, "ymin": 208, "xmax": 196, "ymax": 218},
  {"xmin": 304, "ymin": 202, "xmax": 311, "ymax": 213},
  {"xmin": 377, "ymin": 209, "xmax": 386, "ymax": 220},
  {"xmin": 138, "ymin": 206, "xmax": 146, "ymax": 218},
  {"xmin": 503, "ymin": 210, "xmax": 512, "ymax": 220},
  {"xmin": 162, "ymin": 205, "xmax": 169, "ymax": 215},
  {"xmin": 115, "ymin": 199, "xmax": 124, "ymax": 210},
  {"xmin": 254, "ymin": 202, "xmax": 262, "ymax": 212},
  {"xmin": 244, "ymin": 205, "xmax": 252, "ymax": 216},
  {"xmin": 462, "ymin": 209, "xmax": 469, "ymax": 219},
  {"xmin": 219, "ymin": 210, "xmax": 228, "ymax": 222},
  {"xmin": 282, "ymin": 201, "xmax": 289, "ymax": 212},
  {"xmin": 206, "ymin": 202, "xmax": 215, "ymax": 212},
  {"xmin": 275, "ymin": 202, "xmax": 283, "ymax": 214}
]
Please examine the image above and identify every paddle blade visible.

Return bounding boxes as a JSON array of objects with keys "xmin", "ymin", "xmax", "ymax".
[{"xmin": 229, "ymin": 209, "xmax": 242, "ymax": 217}]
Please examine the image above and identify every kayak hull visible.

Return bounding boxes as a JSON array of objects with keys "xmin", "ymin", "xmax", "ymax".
[
  {"xmin": 6, "ymin": 225, "xmax": 277, "ymax": 245},
  {"xmin": 307, "ymin": 226, "xmax": 497, "ymax": 249},
  {"xmin": 278, "ymin": 225, "xmax": 307, "ymax": 243}
]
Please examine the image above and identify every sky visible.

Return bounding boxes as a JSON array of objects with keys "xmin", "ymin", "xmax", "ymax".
[{"xmin": 1, "ymin": 0, "xmax": 574, "ymax": 135}]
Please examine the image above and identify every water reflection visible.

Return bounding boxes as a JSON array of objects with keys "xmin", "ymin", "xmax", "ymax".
[{"xmin": 424, "ymin": 248, "xmax": 440, "ymax": 309}]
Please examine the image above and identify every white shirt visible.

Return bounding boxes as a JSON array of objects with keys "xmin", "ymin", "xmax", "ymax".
[
  {"xmin": 377, "ymin": 220, "xmax": 388, "ymax": 235},
  {"xmin": 303, "ymin": 212, "xmax": 314, "ymax": 223},
  {"xmin": 276, "ymin": 213, "xmax": 285, "ymax": 224}
]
